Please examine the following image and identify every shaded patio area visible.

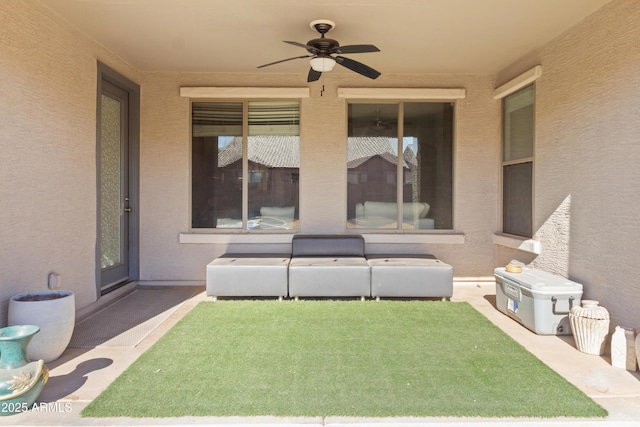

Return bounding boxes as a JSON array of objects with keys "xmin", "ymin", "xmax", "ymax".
[{"xmin": 4, "ymin": 282, "xmax": 640, "ymax": 426}]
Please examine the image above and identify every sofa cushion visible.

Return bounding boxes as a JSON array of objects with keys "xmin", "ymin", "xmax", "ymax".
[
  {"xmin": 367, "ymin": 255, "xmax": 453, "ymax": 298},
  {"xmin": 403, "ymin": 202, "xmax": 429, "ymax": 219},
  {"xmin": 206, "ymin": 253, "xmax": 290, "ymax": 298},
  {"xmin": 288, "ymin": 256, "xmax": 371, "ymax": 297},
  {"xmin": 363, "ymin": 201, "xmax": 396, "ymax": 219},
  {"xmin": 260, "ymin": 206, "xmax": 295, "ymax": 219},
  {"xmin": 360, "ymin": 201, "xmax": 430, "ymax": 220},
  {"xmin": 291, "ymin": 234, "xmax": 365, "ymax": 257}
]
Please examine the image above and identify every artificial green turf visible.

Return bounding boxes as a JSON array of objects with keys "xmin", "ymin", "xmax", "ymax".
[{"xmin": 82, "ymin": 300, "xmax": 607, "ymax": 418}]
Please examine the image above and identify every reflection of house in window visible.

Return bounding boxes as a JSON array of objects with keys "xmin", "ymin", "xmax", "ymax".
[
  {"xmin": 347, "ymin": 137, "xmax": 406, "ymax": 218},
  {"xmin": 346, "ymin": 102, "xmax": 454, "ymax": 230},
  {"xmin": 249, "ymin": 171, "xmax": 263, "ymax": 183},
  {"xmin": 191, "ymin": 101, "xmax": 300, "ymax": 230},
  {"xmin": 217, "ymin": 135, "xmax": 300, "ymax": 221}
]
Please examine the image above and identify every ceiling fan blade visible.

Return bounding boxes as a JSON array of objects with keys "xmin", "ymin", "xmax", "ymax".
[
  {"xmin": 284, "ymin": 40, "xmax": 319, "ymax": 54},
  {"xmin": 307, "ymin": 68, "xmax": 322, "ymax": 82},
  {"xmin": 331, "ymin": 44, "xmax": 380, "ymax": 54},
  {"xmin": 335, "ymin": 56, "xmax": 381, "ymax": 79},
  {"xmin": 257, "ymin": 55, "xmax": 311, "ymax": 68}
]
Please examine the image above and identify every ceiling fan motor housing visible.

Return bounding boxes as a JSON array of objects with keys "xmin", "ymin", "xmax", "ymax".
[
  {"xmin": 306, "ymin": 37, "xmax": 339, "ymax": 55},
  {"xmin": 307, "ymin": 20, "xmax": 339, "ymax": 55}
]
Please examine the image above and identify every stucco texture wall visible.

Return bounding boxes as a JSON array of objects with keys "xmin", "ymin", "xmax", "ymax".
[
  {"xmin": 139, "ymin": 72, "xmax": 500, "ymax": 281},
  {"xmin": 0, "ymin": 0, "xmax": 140, "ymax": 322},
  {"xmin": 496, "ymin": 0, "xmax": 640, "ymax": 330},
  {"xmin": 6, "ymin": 0, "xmax": 635, "ymax": 334}
]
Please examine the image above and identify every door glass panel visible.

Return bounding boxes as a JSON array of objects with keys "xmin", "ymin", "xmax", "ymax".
[
  {"xmin": 346, "ymin": 102, "xmax": 454, "ymax": 230},
  {"xmin": 100, "ymin": 94, "xmax": 122, "ymax": 268},
  {"xmin": 503, "ymin": 162, "xmax": 533, "ymax": 237},
  {"xmin": 247, "ymin": 101, "xmax": 300, "ymax": 230},
  {"xmin": 403, "ymin": 102, "xmax": 454, "ymax": 230},
  {"xmin": 503, "ymin": 85, "xmax": 534, "ymax": 162},
  {"xmin": 192, "ymin": 102, "xmax": 243, "ymax": 228},
  {"xmin": 347, "ymin": 103, "xmax": 398, "ymax": 229}
]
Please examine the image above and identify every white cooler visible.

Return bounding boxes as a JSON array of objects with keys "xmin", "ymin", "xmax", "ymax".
[{"xmin": 494, "ymin": 267, "xmax": 583, "ymax": 335}]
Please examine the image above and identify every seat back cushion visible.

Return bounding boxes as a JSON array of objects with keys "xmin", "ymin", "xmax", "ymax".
[
  {"xmin": 362, "ymin": 201, "xmax": 430, "ymax": 220},
  {"xmin": 260, "ymin": 206, "xmax": 295, "ymax": 219},
  {"xmin": 292, "ymin": 234, "xmax": 365, "ymax": 257}
]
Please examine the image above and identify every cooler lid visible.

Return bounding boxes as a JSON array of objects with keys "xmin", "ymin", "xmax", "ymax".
[{"xmin": 494, "ymin": 267, "xmax": 583, "ymax": 292}]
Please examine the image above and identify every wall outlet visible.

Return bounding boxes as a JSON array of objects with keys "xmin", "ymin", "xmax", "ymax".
[{"xmin": 48, "ymin": 272, "xmax": 61, "ymax": 290}]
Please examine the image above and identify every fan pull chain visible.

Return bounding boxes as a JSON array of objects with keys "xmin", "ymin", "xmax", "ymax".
[{"xmin": 320, "ymin": 71, "xmax": 326, "ymax": 96}]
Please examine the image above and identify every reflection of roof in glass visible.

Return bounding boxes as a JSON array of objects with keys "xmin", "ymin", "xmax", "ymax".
[
  {"xmin": 347, "ymin": 137, "xmax": 394, "ymax": 161},
  {"xmin": 218, "ymin": 136, "xmax": 299, "ymax": 168},
  {"xmin": 348, "ymin": 137, "xmax": 414, "ymax": 169},
  {"xmin": 217, "ymin": 136, "xmax": 415, "ymax": 169}
]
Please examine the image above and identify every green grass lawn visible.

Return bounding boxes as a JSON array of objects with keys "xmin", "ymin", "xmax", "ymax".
[{"xmin": 82, "ymin": 300, "xmax": 607, "ymax": 418}]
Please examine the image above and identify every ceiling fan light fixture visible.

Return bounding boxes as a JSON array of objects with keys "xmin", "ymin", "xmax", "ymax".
[
  {"xmin": 310, "ymin": 56, "xmax": 336, "ymax": 72},
  {"xmin": 257, "ymin": 20, "xmax": 380, "ymax": 80}
]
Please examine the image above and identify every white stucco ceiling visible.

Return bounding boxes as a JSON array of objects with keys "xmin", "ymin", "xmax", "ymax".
[{"xmin": 39, "ymin": 0, "xmax": 612, "ymax": 75}]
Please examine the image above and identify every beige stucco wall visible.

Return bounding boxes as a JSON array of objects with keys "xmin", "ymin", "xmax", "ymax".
[
  {"xmin": 0, "ymin": 0, "xmax": 501, "ymax": 324},
  {"xmin": 138, "ymin": 72, "xmax": 500, "ymax": 282},
  {"xmin": 496, "ymin": 0, "xmax": 640, "ymax": 330},
  {"xmin": 0, "ymin": 0, "xmax": 140, "ymax": 322},
  {"xmin": 4, "ymin": 0, "xmax": 636, "ymax": 335}
]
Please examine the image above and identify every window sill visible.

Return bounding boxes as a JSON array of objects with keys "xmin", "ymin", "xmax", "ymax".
[
  {"xmin": 179, "ymin": 232, "xmax": 465, "ymax": 245},
  {"xmin": 179, "ymin": 233, "xmax": 295, "ymax": 245},
  {"xmin": 493, "ymin": 233, "xmax": 541, "ymax": 254},
  {"xmin": 360, "ymin": 233, "xmax": 465, "ymax": 244}
]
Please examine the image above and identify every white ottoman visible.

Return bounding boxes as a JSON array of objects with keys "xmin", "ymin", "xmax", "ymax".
[
  {"xmin": 288, "ymin": 257, "xmax": 371, "ymax": 298},
  {"xmin": 206, "ymin": 253, "xmax": 290, "ymax": 300},
  {"xmin": 367, "ymin": 255, "xmax": 453, "ymax": 299},
  {"xmin": 288, "ymin": 235, "xmax": 371, "ymax": 299}
]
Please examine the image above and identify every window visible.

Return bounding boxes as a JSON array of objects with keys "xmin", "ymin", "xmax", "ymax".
[
  {"xmin": 502, "ymin": 85, "xmax": 534, "ymax": 237},
  {"xmin": 191, "ymin": 101, "xmax": 300, "ymax": 230},
  {"xmin": 347, "ymin": 102, "xmax": 454, "ymax": 230}
]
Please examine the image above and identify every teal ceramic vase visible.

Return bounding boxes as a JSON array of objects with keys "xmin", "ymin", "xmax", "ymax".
[
  {"xmin": 0, "ymin": 325, "xmax": 49, "ymax": 416},
  {"xmin": 0, "ymin": 325, "xmax": 39, "ymax": 369}
]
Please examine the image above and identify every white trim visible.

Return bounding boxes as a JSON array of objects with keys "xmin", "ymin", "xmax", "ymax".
[
  {"xmin": 179, "ymin": 233, "xmax": 294, "ymax": 244},
  {"xmin": 337, "ymin": 87, "xmax": 466, "ymax": 100},
  {"xmin": 180, "ymin": 87, "xmax": 310, "ymax": 99},
  {"xmin": 180, "ymin": 232, "xmax": 465, "ymax": 245},
  {"xmin": 362, "ymin": 233, "xmax": 465, "ymax": 245},
  {"xmin": 493, "ymin": 233, "xmax": 541, "ymax": 254},
  {"xmin": 493, "ymin": 65, "xmax": 542, "ymax": 99}
]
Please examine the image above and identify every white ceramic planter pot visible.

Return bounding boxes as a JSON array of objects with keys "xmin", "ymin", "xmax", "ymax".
[
  {"xmin": 8, "ymin": 290, "xmax": 75, "ymax": 363},
  {"xmin": 569, "ymin": 300, "xmax": 610, "ymax": 356}
]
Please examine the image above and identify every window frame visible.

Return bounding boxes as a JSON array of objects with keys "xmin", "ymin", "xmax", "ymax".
[
  {"xmin": 189, "ymin": 98, "xmax": 301, "ymax": 233},
  {"xmin": 500, "ymin": 84, "xmax": 535, "ymax": 238},
  {"xmin": 345, "ymin": 99, "xmax": 456, "ymax": 233}
]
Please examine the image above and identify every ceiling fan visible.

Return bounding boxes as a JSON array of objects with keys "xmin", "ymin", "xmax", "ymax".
[{"xmin": 257, "ymin": 19, "xmax": 381, "ymax": 82}]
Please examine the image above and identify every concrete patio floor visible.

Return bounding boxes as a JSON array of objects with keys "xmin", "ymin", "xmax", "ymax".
[{"xmin": 4, "ymin": 282, "xmax": 640, "ymax": 426}]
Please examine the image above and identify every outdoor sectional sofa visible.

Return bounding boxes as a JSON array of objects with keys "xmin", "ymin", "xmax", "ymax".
[
  {"xmin": 288, "ymin": 234, "xmax": 371, "ymax": 299},
  {"xmin": 206, "ymin": 234, "xmax": 453, "ymax": 300}
]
